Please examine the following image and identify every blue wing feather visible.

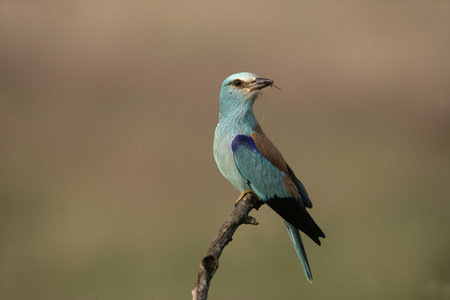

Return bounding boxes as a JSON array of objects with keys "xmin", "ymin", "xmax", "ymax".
[
  {"xmin": 286, "ymin": 164, "xmax": 313, "ymax": 208},
  {"xmin": 231, "ymin": 135, "xmax": 289, "ymax": 201}
]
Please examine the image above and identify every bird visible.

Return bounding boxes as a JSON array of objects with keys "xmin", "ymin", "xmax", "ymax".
[{"xmin": 213, "ymin": 72, "xmax": 325, "ymax": 283}]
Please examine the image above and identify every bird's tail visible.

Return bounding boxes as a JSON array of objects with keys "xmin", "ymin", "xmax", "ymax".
[{"xmin": 284, "ymin": 221, "xmax": 313, "ymax": 283}]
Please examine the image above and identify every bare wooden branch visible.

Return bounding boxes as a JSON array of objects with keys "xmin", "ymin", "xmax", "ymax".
[{"xmin": 192, "ymin": 191, "xmax": 262, "ymax": 300}]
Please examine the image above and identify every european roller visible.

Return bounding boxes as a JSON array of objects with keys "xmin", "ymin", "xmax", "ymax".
[{"xmin": 213, "ymin": 72, "xmax": 325, "ymax": 283}]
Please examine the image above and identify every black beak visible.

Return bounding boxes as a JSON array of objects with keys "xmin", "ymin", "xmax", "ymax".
[{"xmin": 249, "ymin": 77, "xmax": 273, "ymax": 91}]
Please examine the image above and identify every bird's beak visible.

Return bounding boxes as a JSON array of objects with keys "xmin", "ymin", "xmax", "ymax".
[{"xmin": 249, "ymin": 77, "xmax": 273, "ymax": 91}]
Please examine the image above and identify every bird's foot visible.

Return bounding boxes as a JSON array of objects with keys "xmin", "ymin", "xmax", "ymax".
[{"xmin": 235, "ymin": 190, "xmax": 254, "ymax": 206}]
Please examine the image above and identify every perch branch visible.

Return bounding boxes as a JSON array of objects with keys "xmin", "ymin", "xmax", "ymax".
[{"xmin": 191, "ymin": 191, "xmax": 262, "ymax": 300}]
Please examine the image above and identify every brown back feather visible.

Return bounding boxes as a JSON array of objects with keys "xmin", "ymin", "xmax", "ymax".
[{"xmin": 251, "ymin": 125, "xmax": 301, "ymax": 200}]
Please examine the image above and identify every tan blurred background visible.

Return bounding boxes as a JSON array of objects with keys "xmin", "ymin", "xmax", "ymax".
[{"xmin": 1, "ymin": 1, "xmax": 450, "ymax": 299}]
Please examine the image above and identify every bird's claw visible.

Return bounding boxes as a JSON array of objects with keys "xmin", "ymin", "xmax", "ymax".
[{"xmin": 235, "ymin": 190, "xmax": 254, "ymax": 206}]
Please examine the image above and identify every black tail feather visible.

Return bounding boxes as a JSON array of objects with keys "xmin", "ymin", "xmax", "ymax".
[{"xmin": 266, "ymin": 197, "xmax": 325, "ymax": 245}]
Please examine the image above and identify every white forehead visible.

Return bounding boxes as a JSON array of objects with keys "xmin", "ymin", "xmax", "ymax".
[{"xmin": 222, "ymin": 72, "xmax": 258, "ymax": 86}]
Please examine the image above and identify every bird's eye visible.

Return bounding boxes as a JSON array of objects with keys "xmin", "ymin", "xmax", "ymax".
[{"xmin": 232, "ymin": 79, "xmax": 242, "ymax": 87}]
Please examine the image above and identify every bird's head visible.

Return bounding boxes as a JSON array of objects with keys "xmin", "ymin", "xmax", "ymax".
[{"xmin": 219, "ymin": 72, "xmax": 275, "ymax": 116}]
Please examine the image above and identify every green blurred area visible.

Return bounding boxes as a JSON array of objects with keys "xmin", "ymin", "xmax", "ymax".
[{"xmin": 1, "ymin": 1, "xmax": 450, "ymax": 299}]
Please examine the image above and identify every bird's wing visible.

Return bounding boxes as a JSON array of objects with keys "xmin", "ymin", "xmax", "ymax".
[
  {"xmin": 286, "ymin": 164, "xmax": 312, "ymax": 208},
  {"xmin": 231, "ymin": 133, "xmax": 324, "ymax": 244},
  {"xmin": 247, "ymin": 125, "xmax": 312, "ymax": 208},
  {"xmin": 231, "ymin": 134, "xmax": 291, "ymax": 201}
]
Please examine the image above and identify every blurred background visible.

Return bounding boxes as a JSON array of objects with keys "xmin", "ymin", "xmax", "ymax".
[{"xmin": 1, "ymin": 1, "xmax": 450, "ymax": 299}]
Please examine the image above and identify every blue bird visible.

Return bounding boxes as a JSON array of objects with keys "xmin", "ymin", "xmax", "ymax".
[{"xmin": 213, "ymin": 72, "xmax": 325, "ymax": 283}]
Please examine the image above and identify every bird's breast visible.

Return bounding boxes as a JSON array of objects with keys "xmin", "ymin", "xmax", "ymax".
[{"xmin": 214, "ymin": 123, "xmax": 251, "ymax": 192}]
